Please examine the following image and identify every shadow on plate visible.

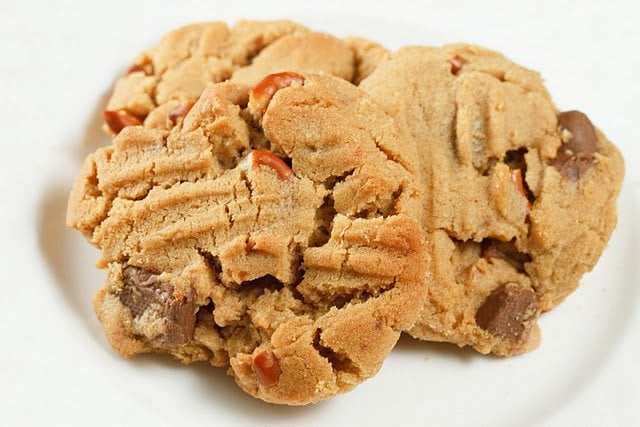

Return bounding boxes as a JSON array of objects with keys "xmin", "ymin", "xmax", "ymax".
[
  {"xmin": 394, "ymin": 332, "xmax": 483, "ymax": 362},
  {"xmin": 135, "ymin": 354, "xmax": 331, "ymax": 418},
  {"xmin": 37, "ymin": 92, "xmax": 110, "ymax": 340},
  {"xmin": 38, "ymin": 185, "xmax": 102, "ymax": 338}
]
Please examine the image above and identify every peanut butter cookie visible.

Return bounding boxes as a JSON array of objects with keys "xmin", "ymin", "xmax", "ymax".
[
  {"xmin": 361, "ymin": 45, "xmax": 624, "ymax": 356},
  {"xmin": 103, "ymin": 20, "xmax": 388, "ymax": 135},
  {"xmin": 67, "ymin": 72, "xmax": 426, "ymax": 404}
]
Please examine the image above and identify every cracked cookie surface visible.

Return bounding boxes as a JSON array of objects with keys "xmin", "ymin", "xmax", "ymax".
[
  {"xmin": 361, "ymin": 44, "xmax": 624, "ymax": 356},
  {"xmin": 103, "ymin": 20, "xmax": 388, "ymax": 135},
  {"xmin": 67, "ymin": 72, "xmax": 426, "ymax": 404}
]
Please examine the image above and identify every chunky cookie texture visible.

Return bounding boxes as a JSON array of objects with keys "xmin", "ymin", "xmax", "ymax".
[
  {"xmin": 361, "ymin": 44, "xmax": 624, "ymax": 356},
  {"xmin": 68, "ymin": 73, "xmax": 426, "ymax": 404},
  {"xmin": 103, "ymin": 20, "xmax": 388, "ymax": 135}
]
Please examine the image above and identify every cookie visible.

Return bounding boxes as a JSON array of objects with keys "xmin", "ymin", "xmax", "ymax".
[
  {"xmin": 103, "ymin": 20, "xmax": 388, "ymax": 135},
  {"xmin": 342, "ymin": 37, "xmax": 390, "ymax": 85},
  {"xmin": 67, "ymin": 72, "xmax": 426, "ymax": 404},
  {"xmin": 360, "ymin": 45, "xmax": 624, "ymax": 356}
]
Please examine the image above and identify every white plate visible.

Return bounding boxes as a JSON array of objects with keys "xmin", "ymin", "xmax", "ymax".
[{"xmin": 2, "ymin": 1, "xmax": 639, "ymax": 425}]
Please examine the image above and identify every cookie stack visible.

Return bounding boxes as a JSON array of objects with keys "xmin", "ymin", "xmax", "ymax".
[{"xmin": 66, "ymin": 21, "xmax": 624, "ymax": 405}]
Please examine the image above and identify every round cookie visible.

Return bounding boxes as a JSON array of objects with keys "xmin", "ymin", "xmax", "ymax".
[
  {"xmin": 67, "ymin": 72, "xmax": 426, "ymax": 404},
  {"xmin": 360, "ymin": 45, "xmax": 624, "ymax": 356},
  {"xmin": 103, "ymin": 20, "xmax": 388, "ymax": 135}
]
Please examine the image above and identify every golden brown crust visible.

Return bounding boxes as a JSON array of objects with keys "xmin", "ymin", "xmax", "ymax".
[
  {"xmin": 230, "ymin": 32, "xmax": 355, "ymax": 89},
  {"xmin": 102, "ymin": 21, "xmax": 382, "ymax": 136},
  {"xmin": 106, "ymin": 21, "xmax": 302, "ymax": 113},
  {"xmin": 361, "ymin": 44, "xmax": 624, "ymax": 356},
  {"xmin": 68, "ymin": 73, "xmax": 426, "ymax": 404},
  {"xmin": 342, "ymin": 37, "xmax": 389, "ymax": 85}
]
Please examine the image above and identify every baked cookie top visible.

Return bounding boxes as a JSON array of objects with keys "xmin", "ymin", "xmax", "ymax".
[
  {"xmin": 361, "ymin": 44, "xmax": 624, "ymax": 356},
  {"xmin": 103, "ymin": 20, "xmax": 388, "ymax": 135},
  {"xmin": 67, "ymin": 72, "xmax": 426, "ymax": 404}
]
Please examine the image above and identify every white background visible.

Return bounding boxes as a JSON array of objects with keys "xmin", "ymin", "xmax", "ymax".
[{"xmin": 1, "ymin": 0, "xmax": 639, "ymax": 425}]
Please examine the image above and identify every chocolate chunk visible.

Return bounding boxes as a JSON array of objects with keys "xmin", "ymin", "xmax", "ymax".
[
  {"xmin": 558, "ymin": 111, "xmax": 598, "ymax": 153},
  {"xmin": 163, "ymin": 292, "xmax": 197, "ymax": 346},
  {"xmin": 119, "ymin": 267, "xmax": 167, "ymax": 317},
  {"xmin": 119, "ymin": 266, "xmax": 196, "ymax": 347},
  {"xmin": 481, "ymin": 239, "xmax": 531, "ymax": 273},
  {"xmin": 475, "ymin": 282, "xmax": 538, "ymax": 340},
  {"xmin": 557, "ymin": 153, "xmax": 596, "ymax": 181},
  {"xmin": 552, "ymin": 110, "xmax": 598, "ymax": 180}
]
